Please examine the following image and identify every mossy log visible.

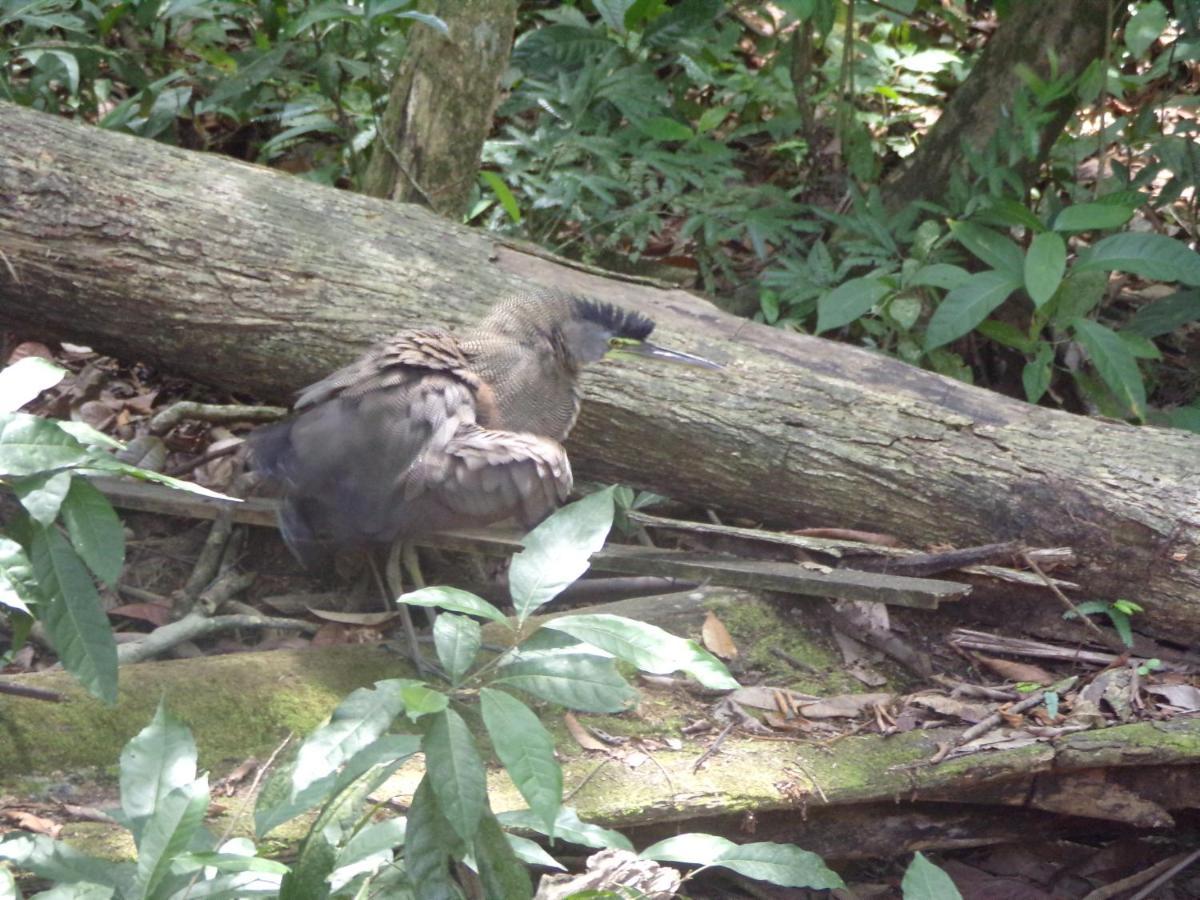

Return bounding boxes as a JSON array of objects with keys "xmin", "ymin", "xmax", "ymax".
[{"xmin": 0, "ymin": 102, "xmax": 1198, "ymax": 642}]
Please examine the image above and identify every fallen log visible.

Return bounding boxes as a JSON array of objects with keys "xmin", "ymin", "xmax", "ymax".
[{"xmin": 1, "ymin": 102, "xmax": 1198, "ymax": 638}]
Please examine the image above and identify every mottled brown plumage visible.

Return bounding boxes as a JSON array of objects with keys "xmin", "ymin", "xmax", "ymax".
[{"xmin": 249, "ymin": 289, "xmax": 713, "ymax": 565}]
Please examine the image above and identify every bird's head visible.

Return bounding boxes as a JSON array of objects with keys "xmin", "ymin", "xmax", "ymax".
[{"xmin": 559, "ymin": 295, "xmax": 722, "ymax": 371}]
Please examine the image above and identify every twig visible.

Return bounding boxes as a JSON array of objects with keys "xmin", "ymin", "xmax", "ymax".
[
  {"xmin": 563, "ymin": 758, "xmax": 613, "ymax": 802},
  {"xmin": 116, "ymin": 613, "xmax": 318, "ymax": 664},
  {"xmin": 1082, "ymin": 847, "xmax": 1200, "ymax": 900},
  {"xmin": 148, "ymin": 401, "xmax": 286, "ymax": 435},
  {"xmin": 932, "ymin": 676, "xmax": 1079, "ymax": 763},
  {"xmin": 1022, "ymin": 551, "xmax": 1130, "ymax": 655},
  {"xmin": 0, "ymin": 681, "xmax": 64, "ymax": 702},
  {"xmin": 165, "ymin": 442, "xmax": 242, "ymax": 477},
  {"xmin": 769, "ymin": 645, "xmax": 820, "ymax": 673},
  {"xmin": 692, "ymin": 722, "xmax": 736, "ymax": 772}
]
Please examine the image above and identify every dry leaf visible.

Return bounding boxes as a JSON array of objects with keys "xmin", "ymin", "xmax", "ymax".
[
  {"xmin": 1145, "ymin": 683, "xmax": 1200, "ymax": 711},
  {"xmin": 307, "ymin": 608, "xmax": 401, "ymax": 627},
  {"xmin": 701, "ymin": 610, "xmax": 737, "ymax": 659},
  {"xmin": 907, "ymin": 692, "xmax": 991, "ymax": 724},
  {"xmin": 798, "ymin": 692, "xmax": 892, "ymax": 719},
  {"xmin": 565, "ymin": 711, "xmax": 609, "ymax": 751},
  {"xmin": 976, "ymin": 655, "xmax": 1055, "ymax": 684},
  {"xmin": 109, "ymin": 602, "xmax": 172, "ymax": 627},
  {"xmin": 0, "ymin": 809, "xmax": 61, "ymax": 837}
]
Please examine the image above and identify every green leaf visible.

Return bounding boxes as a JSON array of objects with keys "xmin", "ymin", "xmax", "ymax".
[
  {"xmin": 1125, "ymin": 0, "xmax": 1167, "ymax": 57},
  {"xmin": 1075, "ymin": 233, "xmax": 1200, "ymax": 286},
  {"xmin": 509, "ymin": 489, "xmax": 615, "ymax": 623},
  {"xmin": 1071, "ymin": 319, "xmax": 1147, "ymax": 419},
  {"xmin": 0, "ymin": 536, "xmax": 37, "ymax": 616},
  {"xmin": 0, "ymin": 833, "xmax": 132, "ymax": 891},
  {"xmin": 433, "ymin": 614, "xmax": 482, "ymax": 686},
  {"xmin": 642, "ymin": 832, "xmax": 735, "ymax": 863},
  {"xmin": 593, "ymin": 0, "xmax": 634, "ymax": 33},
  {"xmin": 506, "ymin": 833, "xmax": 566, "ymax": 870},
  {"xmin": 120, "ymin": 701, "xmax": 199, "ymax": 843},
  {"xmin": 494, "ymin": 649, "xmax": 637, "ymax": 713},
  {"xmin": 255, "ymin": 735, "xmax": 419, "ymax": 838},
  {"xmin": 499, "ymin": 805, "xmax": 632, "ymax": 851},
  {"xmin": 1048, "ymin": 269, "xmax": 1108, "ymax": 326},
  {"xmin": 0, "ymin": 357, "xmax": 66, "ymax": 413},
  {"xmin": 481, "ymin": 689, "xmax": 562, "ymax": 837},
  {"xmin": 907, "ymin": 264, "xmax": 970, "ymax": 291},
  {"xmin": 888, "ymin": 296, "xmax": 922, "ymax": 330},
  {"xmin": 1022, "ymin": 343, "xmax": 1054, "ymax": 404},
  {"xmin": 424, "ymin": 708, "xmax": 486, "ymax": 844},
  {"xmin": 403, "ymin": 775, "xmax": 461, "ymax": 900},
  {"xmin": 473, "ymin": 806, "xmax": 533, "ymax": 900},
  {"xmin": 1126, "ymin": 289, "xmax": 1200, "ymax": 337},
  {"xmin": 1167, "ymin": 404, "xmax": 1200, "ymax": 433},
  {"xmin": 98, "ymin": 462, "xmax": 242, "ymax": 502},
  {"xmin": 133, "ymin": 776, "xmax": 210, "ymax": 898},
  {"xmin": 1108, "ymin": 608, "xmax": 1134, "ymax": 647},
  {"xmin": 60, "ymin": 478, "xmax": 124, "ymax": 586},
  {"xmin": 1118, "ymin": 331, "xmax": 1161, "ymax": 360},
  {"xmin": 975, "ymin": 320, "xmax": 1035, "ymax": 353},
  {"xmin": 638, "ymin": 116, "xmax": 693, "ymax": 141},
  {"xmin": 949, "ymin": 221, "xmax": 1024, "ymax": 279},
  {"xmin": 814, "ymin": 276, "xmax": 891, "ymax": 333},
  {"xmin": 924, "ymin": 271, "xmax": 1021, "ymax": 350},
  {"xmin": 0, "ymin": 414, "xmax": 92, "ymax": 477},
  {"xmin": 331, "ymin": 817, "xmax": 405, "ymax": 882},
  {"xmin": 400, "ymin": 683, "xmax": 449, "ymax": 721},
  {"xmin": 1024, "ymin": 232, "xmax": 1066, "ymax": 307},
  {"xmin": 12, "ymin": 470, "xmax": 72, "ymax": 526},
  {"xmin": 399, "ymin": 585, "xmax": 507, "ymax": 624},
  {"xmin": 1052, "ymin": 203, "xmax": 1135, "ymax": 233},
  {"xmin": 480, "ymin": 171, "xmax": 521, "ymax": 225},
  {"xmin": 292, "ymin": 679, "xmax": 412, "ymax": 795},
  {"xmin": 30, "ymin": 525, "xmax": 117, "ymax": 704},
  {"xmin": 901, "ymin": 851, "xmax": 963, "ymax": 899},
  {"xmin": 643, "ymin": 835, "xmax": 844, "ymax": 889},
  {"xmin": 543, "ymin": 614, "xmax": 737, "ymax": 689}
]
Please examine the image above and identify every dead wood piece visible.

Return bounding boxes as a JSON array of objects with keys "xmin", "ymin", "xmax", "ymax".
[
  {"xmin": 0, "ymin": 681, "xmax": 64, "ymax": 702},
  {"xmin": 148, "ymin": 401, "xmax": 285, "ymax": 435},
  {"xmin": 933, "ymin": 676, "xmax": 1079, "ymax": 763},
  {"xmin": 534, "ymin": 849, "xmax": 681, "ymax": 900},
  {"xmin": 1024, "ymin": 550, "xmax": 1130, "ymax": 655},
  {"xmin": 824, "ymin": 602, "xmax": 933, "ymax": 678},
  {"xmin": 115, "ymin": 612, "xmax": 318, "ymax": 664},
  {"xmin": 949, "ymin": 629, "xmax": 1176, "ymax": 670},
  {"xmin": 844, "ymin": 541, "xmax": 1021, "ymax": 577},
  {"xmin": 1082, "ymin": 848, "xmax": 1200, "ymax": 900}
]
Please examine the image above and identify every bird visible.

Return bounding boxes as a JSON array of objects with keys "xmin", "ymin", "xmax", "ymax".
[{"xmin": 249, "ymin": 288, "xmax": 719, "ymax": 664}]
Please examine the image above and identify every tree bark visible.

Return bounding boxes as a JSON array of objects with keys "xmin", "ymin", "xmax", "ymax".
[
  {"xmin": 0, "ymin": 102, "xmax": 1198, "ymax": 640},
  {"xmin": 882, "ymin": 0, "xmax": 1111, "ymax": 211},
  {"xmin": 361, "ymin": 0, "xmax": 517, "ymax": 216}
]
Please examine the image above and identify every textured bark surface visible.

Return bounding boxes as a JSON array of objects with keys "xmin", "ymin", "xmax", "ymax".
[
  {"xmin": 1, "ymin": 102, "xmax": 1198, "ymax": 639},
  {"xmin": 883, "ymin": 0, "xmax": 1110, "ymax": 210},
  {"xmin": 361, "ymin": 0, "xmax": 518, "ymax": 215}
]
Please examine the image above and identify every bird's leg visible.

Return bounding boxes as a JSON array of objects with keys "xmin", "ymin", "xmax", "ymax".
[
  {"xmin": 369, "ymin": 543, "xmax": 426, "ymax": 675},
  {"xmin": 401, "ymin": 542, "xmax": 438, "ymax": 629}
]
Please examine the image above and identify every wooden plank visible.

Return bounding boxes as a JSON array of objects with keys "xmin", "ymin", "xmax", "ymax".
[{"xmin": 92, "ymin": 477, "xmax": 969, "ymax": 609}]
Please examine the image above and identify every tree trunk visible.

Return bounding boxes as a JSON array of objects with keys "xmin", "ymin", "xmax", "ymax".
[
  {"xmin": 882, "ymin": 0, "xmax": 1111, "ymax": 211},
  {"xmin": 361, "ymin": 0, "xmax": 518, "ymax": 216},
  {"xmin": 1, "ymin": 102, "xmax": 1197, "ymax": 640}
]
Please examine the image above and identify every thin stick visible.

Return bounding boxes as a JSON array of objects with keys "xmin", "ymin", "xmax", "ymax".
[{"xmin": 1022, "ymin": 551, "xmax": 1129, "ymax": 654}]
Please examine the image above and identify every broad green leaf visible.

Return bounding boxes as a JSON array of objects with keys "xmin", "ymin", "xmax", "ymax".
[
  {"xmin": 396, "ymin": 11, "xmax": 448, "ymax": 35},
  {"xmin": 12, "ymin": 470, "xmax": 72, "ymax": 526},
  {"xmin": 907, "ymin": 264, "xmax": 970, "ymax": 291},
  {"xmin": 56, "ymin": 420, "xmax": 124, "ymax": 449},
  {"xmin": 480, "ymin": 171, "xmax": 521, "ymax": 225},
  {"xmin": 0, "ymin": 833, "xmax": 132, "ymax": 891},
  {"xmin": 1167, "ymin": 405, "xmax": 1200, "ymax": 434},
  {"xmin": 282, "ymin": 752, "xmax": 400, "ymax": 900},
  {"xmin": 712, "ymin": 841, "xmax": 844, "ymax": 889},
  {"xmin": 949, "ymin": 221, "xmax": 1024, "ymax": 279},
  {"xmin": 481, "ymin": 689, "xmax": 562, "ymax": 837},
  {"xmin": 1024, "ymin": 232, "xmax": 1066, "ymax": 307},
  {"xmin": 0, "ymin": 357, "xmax": 66, "ymax": 413},
  {"xmin": 255, "ymin": 735, "xmax": 418, "ymax": 838},
  {"xmin": 1118, "ymin": 331, "xmax": 1161, "ymax": 360},
  {"xmin": 975, "ymin": 320, "xmax": 1035, "ymax": 353},
  {"xmin": 593, "ymin": 0, "xmax": 634, "ymax": 33},
  {"xmin": 399, "ymin": 585, "xmax": 507, "ymax": 624},
  {"xmin": 1125, "ymin": 0, "xmax": 1167, "ymax": 57},
  {"xmin": 133, "ymin": 776, "xmax": 210, "ymax": 898},
  {"xmin": 639, "ymin": 116, "xmax": 693, "ymax": 141},
  {"xmin": 30, "ymin": 526, "xmax": 117, "ymax": 704},
  {"xmin": 924, "ymin": 271, "xmax": 1021, "ymax": 350},
  {"xmin": 1048, "ymin": 269, "xmax": 1108, "ymax": 326},
  {"xmin": 815, "ymin": 276, "xmax": 891, "ymax": 333},
  {"xmin": 1022, "ymin": 343, "xmax": 1054, "ymax": 404},
  {"xmin": 0, "ymin": 414, "xmax": 91, "ymax": 476},
  {"xmin": 901, "ymin": 851, "xmax": 963, "ymax": 899},
  {"xmin": 98, "ymin": 462, "xmax": 241, "ymax": 502},
  {"xmin": 888, "ymin": 296, "xmax": 922, "ymax": 330},
  {"xmin": 509, "ymin": 489, "xmax": 615, "ymax": 622},
  {"xmin": 494, "ymin": 649, "xmax": 636, "ymax": 713},
  {"xmin": 499, "ymin": 806, "xmax": 632, "ymax": 851},
  {"xmin": 400, "ymin": 683, "xmax": 449, "ymax": 721},
  {"xmin": 292, "ymin": 679, "xmax": 412, "ymax": 795},
  {"xmin": 1075, "ymin": 233, "xmax": 1200, "ymax": 286},
  {"xmin": 424, "ymin": 708, "xmax": 486, "ymax": 844},
  {"xmin": 331, "ymin": 818, "xmax": 405, "ymax": 883},
  {"xmin": 473, "ymin": 806, "xmax": 533, "ymax": 900},
  {"xmin": 0, "ymin": 867, "xmax": 17, "ymax": 900},
  {"xmin": 60, "ymin": 478, "xmax": 124, "ymax": 586},
  {"xmin": 1126, "ymin": 289, "xmax": 1200, "ymax": 337},
  {"xmin": 120, "ymin": 702, "xmax": 199, "ymax": 843},
  {"xmin": 0, "ymin": 536, "xmax": 37, "ymax": 615},
  {"xmin": 1071, "ymin": 319, "xmax": 1147, "ymax": 419},
  {"xmin": 1052, "ymin": 203, "xmax": 1135, "ymax": 233},
  {"xmin": 172, "ymin": 849, "xmax": 289, "ymax": 876},
  {"xmin": 542, "ymin": 614, "xmax": 738, "ymax": 689},
  {"xmin": 975, "ymin": 198, "xmax": 1044, "ymax": 232},
  {"xmin": 404, "ymin": 776, "xmax": 461, "ymax": 900},
  {"xmin": 434, "ymin": 613, "xmax": 482, "ymax": 685},
  {"xmin": 642, "ymin": 832, "xmax": 735, "ymax": 864},
  {"xmin": 506, "ymin": 833, "xmax": 566, "ymax": 870}
]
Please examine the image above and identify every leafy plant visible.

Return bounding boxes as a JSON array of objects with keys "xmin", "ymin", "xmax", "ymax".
[
  {"xmin": 0, "ymin": 489, "xmax": 847, "ymax": 899},
  {"xmin": 0, "ymin": 357, "xmax": 231, "ymax": 703},
  {"xmin": 1063, "ymin": 597, "xmax": 1145, "ymax": 647}
]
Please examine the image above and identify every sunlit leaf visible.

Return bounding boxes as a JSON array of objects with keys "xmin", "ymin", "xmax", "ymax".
[
  {"xmin": 481, "ymin": 688, "xmax": 562, "ymax": 836},
  {"xmin": 424, "ymin": 708, "xmax": 486, "ymax": 844},
  {"xmin": 815, "ymin": 276, "xmax": 891, "ymax": 333},
  {"xmin": 924, "ymin": 271, "xmax": 1020, "ymax": 350},
  {"xmin": 901, "ymin": 851, "xmax": 963, "ymax": 899},
  {"xmin": 0, "ymin": 357, "xmax": 66, "ymax": 413},
  {"xmin": 1023, "ymin": 232, "xmax": 1066, "ymax": 307},
  {"xmin": 1071, "ymin": 319, "xmax": 1147, "ymax": 419}
]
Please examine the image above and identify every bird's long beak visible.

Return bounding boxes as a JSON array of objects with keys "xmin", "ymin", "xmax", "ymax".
[{"xmin": 610, "ymin": 339, "xmax": 723, "ymax": 370}]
